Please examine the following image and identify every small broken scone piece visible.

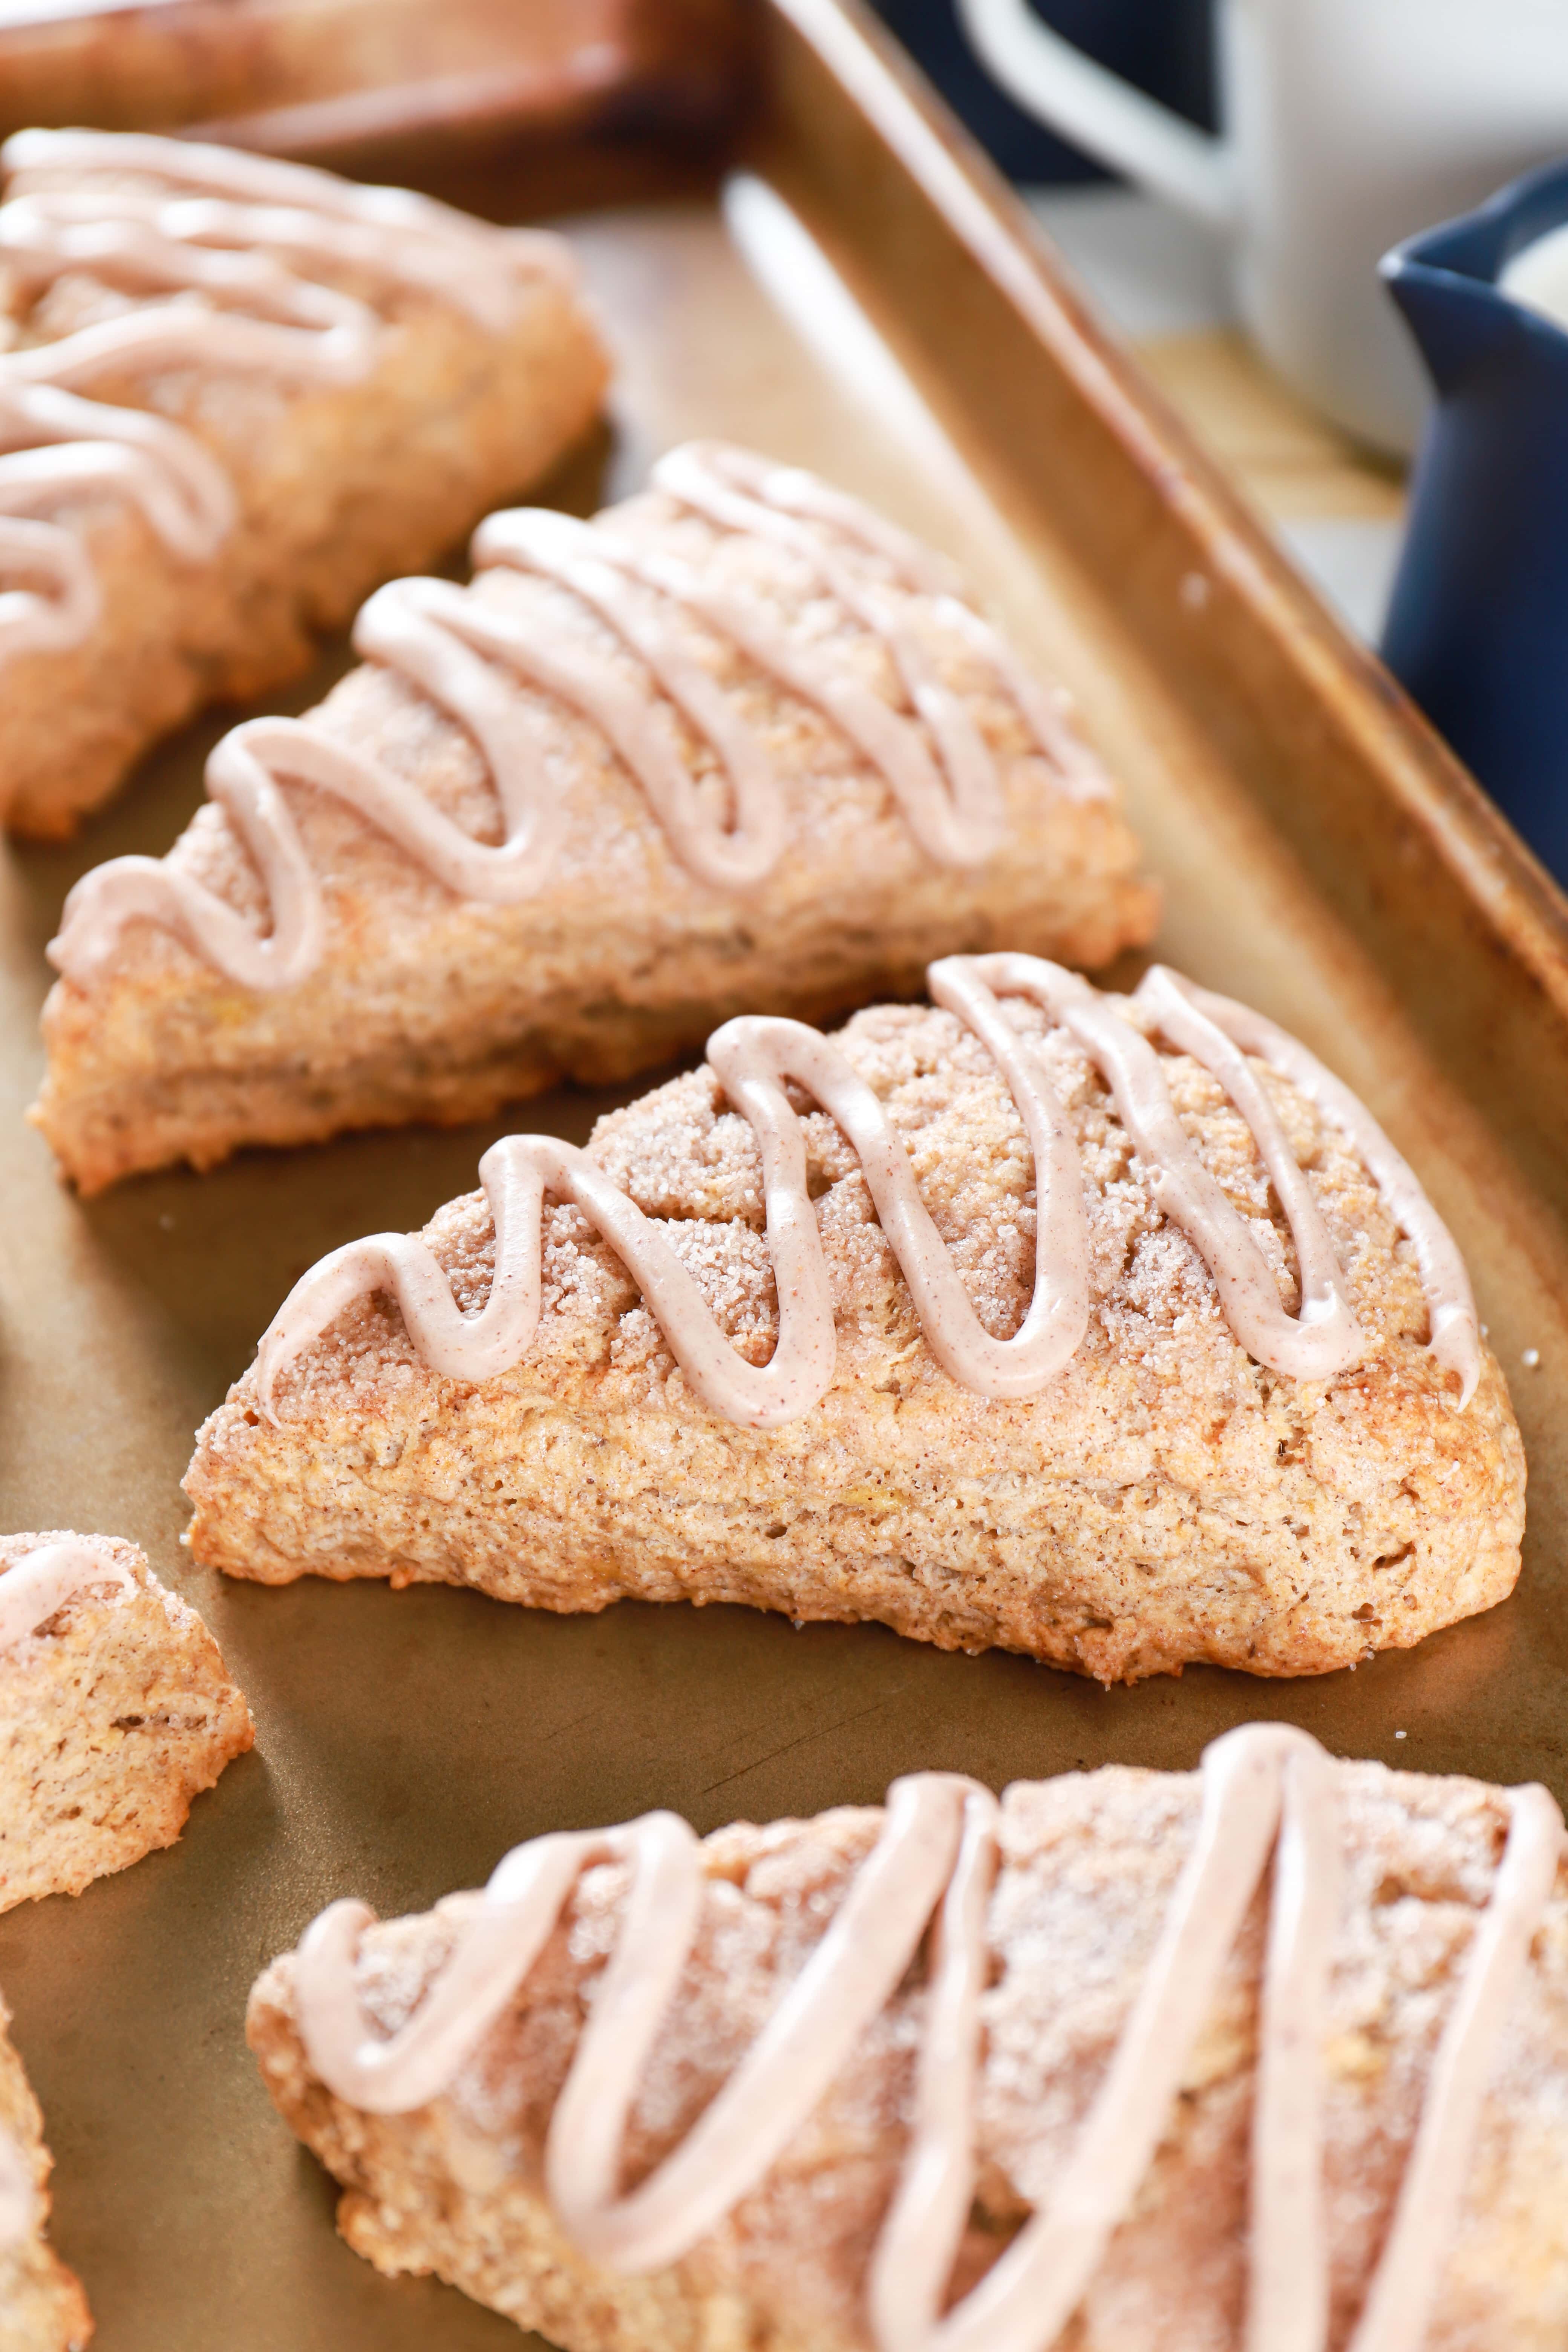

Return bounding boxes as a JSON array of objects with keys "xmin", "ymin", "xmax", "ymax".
[
  {"xmin": 0, "ymin": 127, "xmax": 608, "ymax": 838},
  {"xmin": 0, "ymin": 1531, "xmax": 254, "ymax": 1913},
  {"xmin": 0, "ymin": 1992, "xmax": 90, "ymax": 2352},
  {"xmin": 248, "ymin": 1723, "xmax": 1568, "ymax": 2350},
  {"xmin": 34, "ymin": 443, "xmax": 1157, "ymax": 1192},
  {"xmin": 185, "ymin": 951, "xmax": 1522, "ymax": 1683}
]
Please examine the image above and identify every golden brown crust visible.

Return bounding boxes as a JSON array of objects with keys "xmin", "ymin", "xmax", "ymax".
[
  {"xmin": 185, "ymin": 992, "xmax": 1523, "ymax": 1682},
  {"xmin": 0, "ymin": 190, "xmax": 608, "ymax": 839},
  {"xmin": 0, "ymin": 1993, "xmax": 91, "ymax": 2352},
  {"xmin": 247, "ymin": 1760, "xmax": 1568, "ymax": 2349},
  {"xmin": 32, "ymin": 482, "xmax": 1157, "ymax": 1193},
  {"xmin": 0, "ymin": 1530, "xmax": 254, "ymax": 1914}
]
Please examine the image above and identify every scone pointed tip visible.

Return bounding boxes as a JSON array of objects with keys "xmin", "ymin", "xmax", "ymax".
[
  {"xmin": 1133, "ymin": 962, "xmax": 1483, "ymax": 1408},
  {"xmin": 255, "ymin": 1197, "xmax": 554, "ymax": 1415},
  {"xmin": 255, "ymin": 1240, "xmax": 399, "ymax": 1421}
]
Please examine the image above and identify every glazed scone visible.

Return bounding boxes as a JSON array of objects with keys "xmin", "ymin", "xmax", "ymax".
[
  {"xmin": 184, "ymin": 952, "xmax": 1522, "ymax": 1683},
  {"xmin": 0, "ymin": 128, "xmax": 608, "ymax": 838},
  {"xmin": 34, "ymin": 443, "xmax": 1157, "ymax": 1192},
  {"xmin": 0, "ymin": 1531, "xmax": 254, "ymax": 1913},
  {"xmin": 247, "ymin": 1725, "xmax": 1568, "ymax": 2350},
  {"xmin": 0, "ymin": 1992, "xmax": 90, "ymax": 2352}
]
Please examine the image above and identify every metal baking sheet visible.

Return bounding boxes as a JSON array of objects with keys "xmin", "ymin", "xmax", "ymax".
[{"xmin": 4, "ymin": 3, "xmax": 1568, "ymax": 2343}]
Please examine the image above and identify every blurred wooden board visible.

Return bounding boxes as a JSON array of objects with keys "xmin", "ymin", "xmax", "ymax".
[
  {"xmin": 0, "ymin": 0, "xmax": 750, "ymax": 166},
  {"xmin": 1139, "ymin": 325, "xmax": 1407, "ymax": 525},
  {"xmin": 1019, "ymin": 187, "xmax": 1408, "ymax": 634},
  {"xmin": 2, "ymin": 2, "xmax": 1568, "ymax": 2346}
]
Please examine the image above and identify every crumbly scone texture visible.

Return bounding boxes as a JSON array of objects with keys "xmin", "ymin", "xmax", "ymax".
[
  {"xmin": 33, "ymin": 483, "xmax": 1157, "ymax": 1192},
  {"xmin": 0, "ymin": 182, "xmax": 608, "ymax": 839},
  {"xmin": 247, "ymin": 1759, "xmax": 1568, "ymax": 2351},
  {"xmin": 185, "ymin": 991, "xmax": 1523, "ymax": 1682},
  {"xmin": 0, "ymin": 1531, "xmax": 254, "ymax": 1913},
  {"xmin": 0, "ymin": 1992, "xmax": 91, "ymax": 2352}
]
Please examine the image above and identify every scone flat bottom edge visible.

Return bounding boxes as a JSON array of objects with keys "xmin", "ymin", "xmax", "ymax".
[
  {"xmin": 184, "ymin": 1344, "xmax": 1524, "ymax": 1686},
  {"xmin": 32, "ymin": 882, "xmax": 1160, "ymax": 1196}
]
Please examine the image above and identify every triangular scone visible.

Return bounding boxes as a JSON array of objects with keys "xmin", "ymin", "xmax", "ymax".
[
  {"xmin": 34, "ymin": 443, "xmax": 1157, "ymax": 1193},
  {"xmin": 0, "ymin": 1531, "xmax": 254, "ymax": 1912},
  {"xmin": 0, "ymin": 128, "xmax": 606, "ymax": 839},
  {"xmin": 248, "ymin": 1725, "xmax": 1568, "ymax": 2350},
  {"xmin": 0, "ymin": 1993, "xmax": 90, "ymax": 2351},
  {"xmin": 185, "ymin": 953, "xmax": 1522, "ymax": 1683}
]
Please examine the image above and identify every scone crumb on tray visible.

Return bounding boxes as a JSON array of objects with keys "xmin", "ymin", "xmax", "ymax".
[{"xmin": 0, "ymin": 1530, "xmax": 253, "ymax": 1914}]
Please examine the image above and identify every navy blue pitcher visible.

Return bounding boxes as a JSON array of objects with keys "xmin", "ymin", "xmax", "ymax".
[{"xmin": 1382, "ymin": 161, "xmax": 1568, "ymax": 880}]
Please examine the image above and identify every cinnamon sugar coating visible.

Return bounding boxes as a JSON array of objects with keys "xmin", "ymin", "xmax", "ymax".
[
  {"xmin": 32, "ymin": 483, "xmax": 1156, "ymax": 1193},
  {"xmin": 0, "ymin": 160, "xmax": 606, "ymax": 841},
  {"xmin": 247, "ymin": 1759, "xmax": 1568, "ymax": 2350},
  {"xmin": 185, "ymin": 991, "xmax": 1523, "ymax": 1681},
  {"xmin": 0, "ymin": 1991, "xmax": 90, "ymax": 2352},
  {"xmin": 0, "ymin": 1531, "xmax": 253, "ymax": 1913}
]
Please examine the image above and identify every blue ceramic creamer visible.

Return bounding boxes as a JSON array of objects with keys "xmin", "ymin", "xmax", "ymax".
[{"xmin": 1382, "ymin": 161, "xmax": 1568, "ymax": 879}]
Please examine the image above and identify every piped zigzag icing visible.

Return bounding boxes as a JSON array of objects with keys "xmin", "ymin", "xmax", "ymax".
[
  {"xmin": 254, "ymin": 951, "xmax": 1480, "ymax": 1418},
  {"xmin": 0, "ymin": 128, "xmax": 560, "ymax": 667},
  {"xmin": 294, "ymin": 1722, "xmax": 1563, "ymax": 2352},
  {"xmin": 48, "ymin": 445, "xmax": 1109, "ymax": 992}
]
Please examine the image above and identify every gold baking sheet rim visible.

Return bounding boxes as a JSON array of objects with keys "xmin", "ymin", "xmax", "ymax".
[{"xmin": 3, "ymin": 5, "xmax": 1568, "ymax": 2344}]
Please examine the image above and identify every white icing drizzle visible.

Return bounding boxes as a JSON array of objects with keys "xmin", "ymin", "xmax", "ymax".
[
  {"xmin": 46, "ymin": 443, "xmax": 1108, "ymax": 991},
  {"xmin": 0, "ymin": 1536, "xmax": 136, "ymax": 1652},
  {"xmin": 253, "ymin": 951, "xmax": 1479, "ymax": 1421},
  {"xmin": 292, "ymin": 1724, "xmax": 1565, "ymax": 2352},
  {"xmin": 0, "ymin": 127, "xmax": 554, "ymax": 666},
  {"xmin": 0, "ymin": 2126, "xmax": 34, "ymax": 2251}
]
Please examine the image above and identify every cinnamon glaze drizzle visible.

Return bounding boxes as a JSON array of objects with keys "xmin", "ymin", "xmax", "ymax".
[
  {"xmin": 0, "ymin": 128, "xmax": 558, "ymax": 665},
  {"xmin": 47, "ymin": 444, "xmax": 1109, "ymax": 991},
  {"xmin": 0, "ymin": 1536, "xmax": 135, "ymax": 1652},
  {"xmin": 294, "ymin": 1723, "xmax": 1565, "ymax": 2352},
  {"xmin": 254, "ymin": 952, "xmax": 1480, "ymax": 1418}
]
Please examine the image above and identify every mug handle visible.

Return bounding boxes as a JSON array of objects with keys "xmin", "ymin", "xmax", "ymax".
[{"xmin": 955, "ymin": 0, "xmax": 1236, "ymax": 227}]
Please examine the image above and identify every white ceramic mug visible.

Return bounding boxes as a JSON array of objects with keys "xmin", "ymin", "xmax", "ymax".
[{"xmin": 957, "ymin": 0, "xmax": 1568, "ymax": 452}]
